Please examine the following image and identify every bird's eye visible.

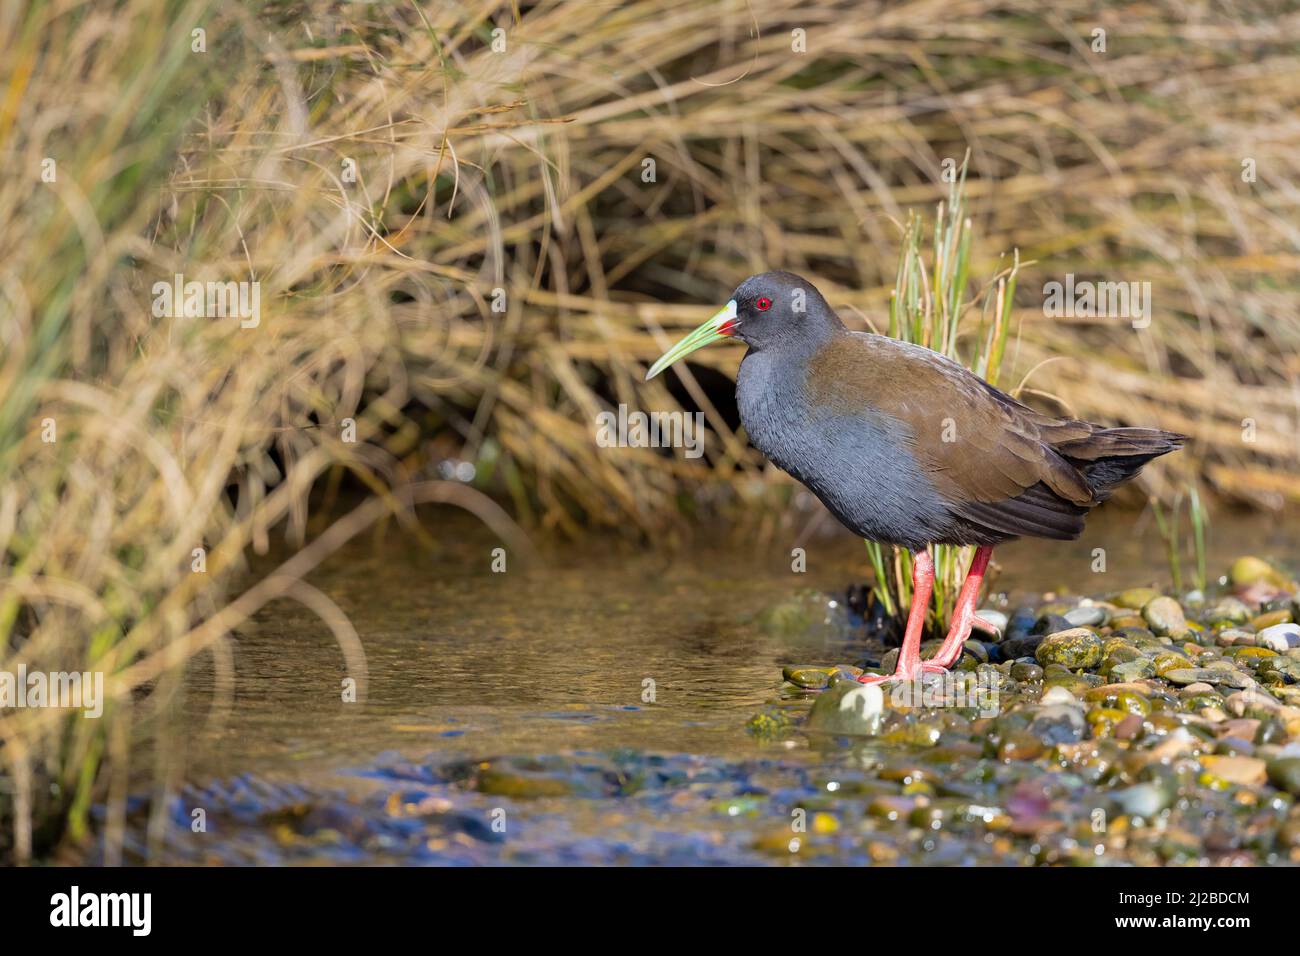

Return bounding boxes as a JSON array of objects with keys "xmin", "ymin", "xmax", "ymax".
[{"xmin": 755, "ymin": 297, "xmax": 772, "ymax": 311}]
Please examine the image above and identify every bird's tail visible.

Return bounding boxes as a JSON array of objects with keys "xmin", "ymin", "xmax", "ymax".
[{"xmin": 1059, "ymin": 427, "xmax": 1186, "ymax": 501}]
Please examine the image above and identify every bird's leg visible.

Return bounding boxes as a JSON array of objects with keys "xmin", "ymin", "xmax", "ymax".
[
  {"xmin": 922, "ymin": 546, "xmax": 994, "ymax": 671},
  {"xmin": 859, "ymin": 549, "xmax": 934, "ymax": 684}
]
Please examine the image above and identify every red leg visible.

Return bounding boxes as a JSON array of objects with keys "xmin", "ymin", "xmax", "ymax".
[
  {"xmin": 859, "ymin": 549, "xmax": 934, "ymax": 684},
  {"xmin": 923, "ymin": 546, "xmax": 993, "ymax": 671}
]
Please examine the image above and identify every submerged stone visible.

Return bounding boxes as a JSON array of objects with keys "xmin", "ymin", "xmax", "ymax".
[
  {"xmin": 782, "ymin": 664, "xmax": 861, "ymax": 689},
  {"xmin": 805, "ymin": 680, "xmax": 884, "ymax": 737}
]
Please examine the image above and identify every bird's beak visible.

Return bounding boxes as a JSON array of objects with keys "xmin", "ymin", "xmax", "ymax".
[{"xmin": 644, "ymin": 300, "xmax": 738, "ymax": 381}]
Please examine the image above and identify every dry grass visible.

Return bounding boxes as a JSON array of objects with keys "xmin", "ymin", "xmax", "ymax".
[{"xmin": 3, "ymin": 0, "xmax": 1299, "ymax": 860}]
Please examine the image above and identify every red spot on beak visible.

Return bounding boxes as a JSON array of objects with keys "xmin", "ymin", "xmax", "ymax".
[{"xmin": 718, "ymin": 319, "xmax": 738, "ymax": 336}]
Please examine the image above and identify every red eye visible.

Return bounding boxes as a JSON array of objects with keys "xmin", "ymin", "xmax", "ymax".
[{"xmin": 755, "ymin": 297, "xmax": 772, "ymax": 311}]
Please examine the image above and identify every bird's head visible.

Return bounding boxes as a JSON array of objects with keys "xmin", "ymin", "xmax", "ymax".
[{"xmin": 645, "ymin": 270, "xmax": 842, "ymax": 380}]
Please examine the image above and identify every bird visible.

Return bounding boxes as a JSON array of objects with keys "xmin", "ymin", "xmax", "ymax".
[{"xmin": 645, "ymin": 271, "xmax": 1185, "ymax": 685}]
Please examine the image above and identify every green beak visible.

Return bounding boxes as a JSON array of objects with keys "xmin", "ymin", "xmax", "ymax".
[{"xmin": 644, "ymin": 300, "xmax": 738, "ymax": 381}]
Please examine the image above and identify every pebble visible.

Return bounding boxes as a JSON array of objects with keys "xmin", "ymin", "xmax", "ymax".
[
  {"xmin": 1215, "ymin": 627, "xmax": 1255, "ymax": 647},
  {"xmin": 1266, "ymin": 758, "xmax": 1300, "ymax": 795},
  {"xmin": 1010, "ymin": 661, "xmax": 1044, "ymax": 683},
  {"xmin": 1032, "ymin": 613, "xmax": 1073, "ymax": 636},
  {"xmin": 1165, "ymin": 667, "xmax": 1252, "ymax": 689},
  {"xmin": 1064, "ymin": 605, "xmax": 1108, "ymax": 628},
  {"xmin": 782, "ymin": 664, "xmax": 862, "ymax": 689},
  {"xmin": 1114, "ymin": 587, "xmax": 1160, "ymax": 610},
  {"xmin": 1110, "ymin": 659, "xmax": 1156, "ymax": 682},
  {"xmin": 1112, "ymin": 783, "xmax": 1171, "ymax": 819},
  {"xmin": 1035, "ymin": 628, "xmax": 1104, "ymax": 670},
  {"xmin": 1143, "ymin": 596, "xmax": 1188, "ymax": 637},
  {"xmin": 1200, "ymin": 755, "xmax": 1267, "ymax": 786},
  {"xmin": 1206, "ymin": 596, "xmax": 1251, "ymax": 625},
  {"xmin": 762, "ymin": 557, "xmax": 1300, "ymax": 865},
  {"xmin": 1257, "ymin": 623, "xmax": 1300, "ymax": 653},
  {"xmin": 1040, "ymin": 685, "xmax": 1080, "ymax": 706},
  {"xmin": 805, "ymin": 680, "xmax": 884, "ymax": 736},
  {"xmin": 1230, "ymin": 556, "xmax": 1287, "ymax": 589},
  {"xmin": 1252, "ymin": 609, "xmax": 1294, "ymax": 630}
]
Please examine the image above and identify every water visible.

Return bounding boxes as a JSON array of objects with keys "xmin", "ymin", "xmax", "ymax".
[{"xmin": 154, "ymin": 504, "xmax": 1298, "ymax": 864}]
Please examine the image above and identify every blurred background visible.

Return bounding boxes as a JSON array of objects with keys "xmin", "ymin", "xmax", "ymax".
[{"xmin": 3, "ymin": 0, "xmax": 1299, "ymax": 862}]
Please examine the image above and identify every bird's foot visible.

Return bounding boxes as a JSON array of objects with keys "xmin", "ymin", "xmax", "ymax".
[{"xmin": 856, "ymin": 660, "xmax": 952, "ymax": 685}]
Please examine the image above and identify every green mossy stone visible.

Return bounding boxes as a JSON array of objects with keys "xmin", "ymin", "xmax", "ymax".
[
  {"xmin": 782, "ymin": 664, "xmax": 863, "ymax": 689},
  {"xmin": 1035, "ymin": 628, "xmax": 1103, "ymax": 670},
  {"xmin": 746, "ymin": 705, "xmax": 798, "ymax": 738}
]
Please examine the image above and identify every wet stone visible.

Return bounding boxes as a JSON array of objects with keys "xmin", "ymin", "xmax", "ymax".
[
  {"xmin": 1032, "ymin": 613, "xmax": 1074, "ymax": 636},
  {"xmin": 1215, "ymin": 628, "xmax": 1255, "ymax": 648},
  {"xmin": 1230, "ymin": 556, "xmax": 1287, "ymax": 589},
  {"xmin": 1205, "ymin": 597, "xmax": 1251, "ymax": 626},
  {"xmin": 1112, "ymin": 783, "xmax": 1172, "ymax": 819},
  {"xmin": 746, "ymin": 704, "xmax": 798, "ymax": 738},
  {"xmin": 1153, "ymin": 652, "xmax": 1193, "ymax": 677},
  {"xmin": 1164, "ymin": 667, "xmax": 1252, "ymax": 689},
  {"xmin": 1224, "ymin": 647, "xmax": 1277, "ymax": 669},
  {"xmin": 1064, "ymin": 605, "xmax": 1108, "ymax": 628},
  {"xmin": 1257, "ymin": 623, "xmax": 1300, "ymax": 653},
  {"xmin": 1257, "ymin": 658, "xmax": 1300, "ymax": 685},
  {"xmin": 1114, "ymin": 587, "xmax": 1161, "ymax": 610},
  {"xmin": 1027, "ymin": 704, "xmax": 1088, "ymax": 745},
  {"xmin": 783, "ymin": 664, "xmax": 861, "ymax": 689},
  {"xmin": 1040, "ymin": 685, "xmax": 1080, "ymax": 706},
  {"xmin": 1113, "ymin": 714, "xmax": 1144, "ymax": 740},
  {"xmin": 1035, "ymin": 628, "xmax": 1104, "ymax": 670},
  {"xmin": 1109, "ymin": 615, "xmax": 1148, "ymax": 630},
  {"xmin": 1199, "ymin": 755, "xmax": 1267, "ymax": 786},
  {"xmin": 1266, "ymin": 758, "xmax": 1300, "ymax": 795},
  {"xmin": 805, "ymin": 680, "xmax": 885, "ymax": 737},
  {"xmin": 1110, "ymin": 659, "xmax": 1156, "ymax": 682},
  {"xmin": 1252, "ymin": 609, "xmax": 1294, "ymax": 630},
  {"xmin": 1010, "ymin": 661, "xmax": 1043, "ymax": 683},
  {"xmin": 1143, "ymin": 596, "xmax": 1188, "ymax": 637}
]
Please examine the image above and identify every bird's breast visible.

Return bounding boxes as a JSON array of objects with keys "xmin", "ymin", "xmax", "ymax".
[{"xmin": 736, "ymin": 348, "xmax": 951, "ymax": 547}]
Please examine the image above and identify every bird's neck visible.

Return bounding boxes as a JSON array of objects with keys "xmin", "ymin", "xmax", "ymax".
[{"xmin": 737, "ymin": 330, "xmax": 844, "ymax": 452}]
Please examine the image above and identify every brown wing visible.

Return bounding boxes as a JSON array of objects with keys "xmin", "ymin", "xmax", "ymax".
[{"xmin": 806, "ymin": 334, "xmax": 1099, "ymax": 538}]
